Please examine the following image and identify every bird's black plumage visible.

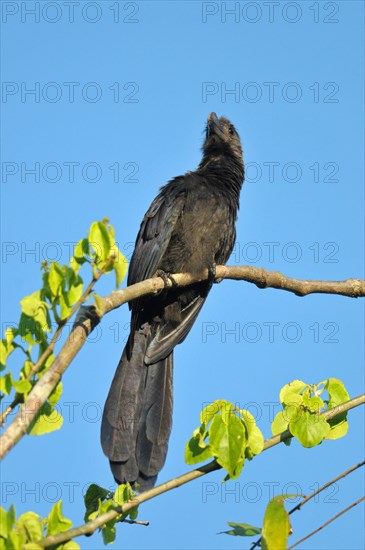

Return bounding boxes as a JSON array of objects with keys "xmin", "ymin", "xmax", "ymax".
[{"xmin": 101, "ymin": 113, "xmax": 244, "ymax": 490}]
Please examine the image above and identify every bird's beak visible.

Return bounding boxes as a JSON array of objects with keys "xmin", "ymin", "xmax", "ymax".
[{"xmin": 207, "ymin": 112, "xmax": 225, "ymax": 140}]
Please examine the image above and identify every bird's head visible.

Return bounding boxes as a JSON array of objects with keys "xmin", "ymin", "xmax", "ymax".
[{"xmin": 202, "ymin": 112, "xmax": 243, "ymax": 166}]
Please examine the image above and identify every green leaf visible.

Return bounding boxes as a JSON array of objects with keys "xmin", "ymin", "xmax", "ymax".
[
  {"xmin": 326, "ymin": 378, "xmax": 350, "ymax": 408},
  {"xmin": 7, "ymin": 529, "xmax": 26, "ymax": 549},
  {"xmin": 261, "ymin": 496, "xmax": 294, "ymax": 550},
  {"xmin": 17, "ymin": 511, "xmax": 42, "ymax": 542},
  {"xmin": 1, "ymin": 333, "xmax": 17, "ymax": 370},
  {"xmin": 271, "ymin": 411, "xmax": 289, "ymax": 436},
  {"xmin": 101, "ymin": 523, "xmax": 116, "ymax": 545},
  {"xmin": 325, "ymin": 419, "xmax": 349, "ymax": 440},
  {"xmin": 241, "ymin": 410, "xmax": 264, "ymax": 458},
  {"xmin": 71, "ymin": 239, "xmax": 90, "ymax": 273},
  {"xmin": 113, "ymin": 484, "xmax": 133, "ymax": 506},
  {"xmin": 59, "ymin": 292, "xmax": 72, "ymax": 320},
  {"xmin": 0, "ymin": 373, "xmax": 13, "ymax": 396},
  {"xmin": 12, "ymin": 378, "xmax": 32, "ymax": 395},
  {"xmin": 0, "ymin": 505, "xmax": 16, "ymax": 539},
  {"xmin": 185, "ymin": 435, "xmax": 213, "ymax": 465},
  {"xmin": 209, "ymin": 413, "xmax": 245, "ymax": 478},
  {"xmin": 303, "ymin": 394, "xmax": 324, "ymax": 412},
  {"xmin": 46, "ymin": 501, "xmax": 73, "ymax": 536},
  {"xmin": 289, "ymin": 410, "xmax": 330, "ymax": 447},
  {"xmin": 89, "ymin": 222, "xmax": 111, "ymax": 262},
  {"xmin": 61, "ymin": 540, "xmax": 80, "ymax": 549},
  {"xmin": 67, "ymin": 280, "xmax": 83, "ymax": 306},
  {"xmin": 279, "ymin": 380, "xmax": 307, "ymax": 406},
  {"xmin": 49, "ymin": 382, "xmax": 63, "ymax": 407},
  {"xmin": 129, "ymin": 506, "xmax": 138, "ymax": 521},
  {"xmin": 84, "ymin": 484, "xmax": 110, "ymax": 521},
  {"xmin": 221, "ymin": 521, "xmax": 261, "ymax": 537},
  {"xmin": 200, "ymin": 400, "xmax": 232, "ymax": 426},
  {"xmin": 49, "ymin": 263, "xmax": 64, "ymax": 296},
  {"xmin": 27, "ymin": 402, "xmax": 63, "ymax": 435},
  {"xmin": 113, "ymin": 247, "xmax": 128, "ymax": 288},
  {"xmin": 93, "ymin": 294, "xmax": 104, "ymax": 317},
  {"xmin": 20, "ymin": 291, "xmax": 42, "ymax": 317}
]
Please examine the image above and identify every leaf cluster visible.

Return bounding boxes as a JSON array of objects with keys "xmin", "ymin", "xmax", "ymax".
[
  {"xmin": 0, "ymin": 220, "xmax": 127, "ymax": 435},
  {"xmin": 0, "ymin": 502, "xmax": 79, "ymax": 550},
  {"xmin": 271, "ymin": 378, "xmax": 350, "ymax": 447},
  {"xmin": 185, "ymin": 400, "xmax": 265, "ymax": 479}
]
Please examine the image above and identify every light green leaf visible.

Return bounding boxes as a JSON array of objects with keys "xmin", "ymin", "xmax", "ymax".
[
  {"xmin": 303, "ymin": 394, "xmax": 324, "ymax": 412},
  {"xmin": 17, "ymin": 511, "xmax": 42, "ymax": 542},
  {"xmin": 0, "ymin": 373, "xmax": 13, "ymax": 396},
  {"xmin": 209, "ymin": 413, "xmax": 245, "ymax": 478},
  {"xmin": 89, "ymin": 222, "xmax": 111, "ymax": 262},
  {"xmin": 289, "ymin": 410, "xmax": 330, "ymax": 447},
  {"xmin": 59, "ymin": 292, "xmax": 72, "ymax": 320},
  {"xmin": 200, "ymin": 400, "xmax": 232, "ymax": 426},
  {"xmin": 113, "ymin": 248, "xmax": 128, "ymax": 288},
  {"xmin": 67, "ymin": 280, "xmax": 83, "ymax": 305},
  {"xmin": 241, "ymin": 410, "xmax": 264, "ymax": 458},
  {"xmin": 280, "ymin": 380, "xmax": 307, "ymax": 405},
  {"xmin": 7, "ymin": 529, "xmax": 26, "ymax": 549},
  {"xmin": 0, "ymin": 506, "xmax": 14, "ymax": 539},
  {"xmin": 262, "ymin": 496, "xmax": 294, "ymax": 550},
  {"xmin": 27, "ymin": 402, "xmax": 63, "ymax": 435},
  {"xmin": 113, "ymin": 484, "xmax": 132, "ymax": 506},
  {"xmin": 49, "ymin": 263, "xmax": 64, "ymax": 296},
  {"xmin": 20, "ymin": 291, "xmax": 42, "ymax": 317},
  {"xmin": 271, "ymin": 411, "xmax": 289, "ymax": 436},
  {"xmin": 93, "ymin": 294, "xmax": 104, "ymax": 317},
  {"xmin": 71, "ymin": 239, "xmax": 89, "ymax": 273},
  {"xmin": 185, "ymin": 436, "xmax": 213, "ymax": 465},
  {"xmin": 325, "ymin": 419, "xmax": 349, "ymax": 440},
  {"xmin": 221, "ymin": 521, "xmax": 261, "ymax": 537},
  {"xmin": 49, "ymin": 382, "xmax": 63, "ymax": 407},
  {"xmin": 61, "ymin": 540, "xmax": 80, "ymax": 549},
  {"xmin": 326, "ymin": 378, "xmax": 350, "ymax": 408},
  {"xmin": 0, "ymin": 340, "xmax": 8, "ymax": 369},
  {"xmin": 46, "ymin": 501, "xmax": 73, "ymax": 536},
  {"xmin": 12, "ymin": 378, "xmax": 32, "ymax": 395}
]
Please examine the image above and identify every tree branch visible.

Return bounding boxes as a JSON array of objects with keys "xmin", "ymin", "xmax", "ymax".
[
  {"xmin": 288, "ymin": 495, "xmax": 365, "ymax": 550},
  {"xmin": 1, "ymin": 266, "xmax": 364, "ymax": 459},
  {"xmin": 35, "ymin": 395, "xmax": 365, "ymax": 548},
  {"xmin": 250, "ymin": 459, "xmax": 365, "ymax": 549}
]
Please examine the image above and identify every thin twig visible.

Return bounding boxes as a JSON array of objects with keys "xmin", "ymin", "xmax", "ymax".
[
  {"xmin": 250, "ymin": 459, "xmax": 365, "ymax": 549},
  {"xmin": 34, "ymin": 396, "xmax": 365, "ymax": 548},
  {"xmin": 288, "ymin": 496, "xmax": 365, "ymax": 549},
  {"xmin": 121, "ymin": 519, "xmax": 149, "ymax": 526},
  {"xmin": 289, "ymin": 460, "xmax": 365, "ymax": 514}
]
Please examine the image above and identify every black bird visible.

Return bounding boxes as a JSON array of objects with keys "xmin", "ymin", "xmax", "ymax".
[{"xmin": 101, "ymin": 113, "xmax": 245, "ymax": 490}]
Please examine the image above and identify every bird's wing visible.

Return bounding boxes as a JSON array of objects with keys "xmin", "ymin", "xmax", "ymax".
[
  {"xmin": 128, "ymin": 179, "xmax": 186, "ymax": 287},
  {"xmin": 144, "ymin": 292, "xmax": 208, "ymax": 364}
]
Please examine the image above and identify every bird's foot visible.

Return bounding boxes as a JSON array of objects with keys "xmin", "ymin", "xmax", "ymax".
[
  {"xmin": 155, "ymin": 269, "xmax": 177, "ymax": 294},
  {"xmin": 208, "ymin": 263, "xmax": 223, "ymax": 284}
]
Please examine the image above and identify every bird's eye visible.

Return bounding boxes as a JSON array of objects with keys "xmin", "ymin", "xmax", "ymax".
[{"xmin": 228, "ymin": 126, "xmax": 234, "ymax": 135}]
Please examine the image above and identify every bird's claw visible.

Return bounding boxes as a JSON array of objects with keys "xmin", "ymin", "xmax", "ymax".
[
  {"xmin": 155, "ymin": 269, "xmax": 177, "ymax": 294},
  {"xmin": 208, "ymin": 263, "xmax": 223, "ymax": 284}
]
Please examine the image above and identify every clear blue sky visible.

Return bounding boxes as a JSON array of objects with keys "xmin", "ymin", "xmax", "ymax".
[{"xmin": 1, "ymin": 1, "xmax": 364, "ymax": 549}]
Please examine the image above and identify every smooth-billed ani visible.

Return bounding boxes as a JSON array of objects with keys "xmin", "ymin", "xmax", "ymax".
[{"xmin": 101, "ymin": 112, "xmax": 245, "ymax": 490}]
